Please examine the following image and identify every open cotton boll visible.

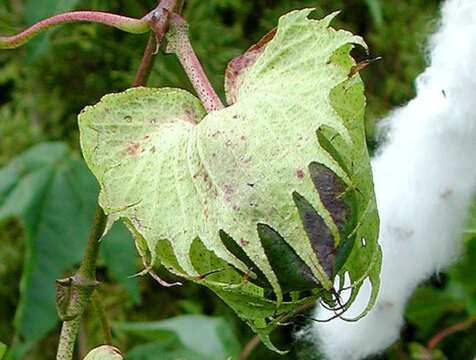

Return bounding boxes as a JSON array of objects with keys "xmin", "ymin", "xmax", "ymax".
[{"xmin": 306, "ymin": 0, "xmax": 476, "ymax": 359}]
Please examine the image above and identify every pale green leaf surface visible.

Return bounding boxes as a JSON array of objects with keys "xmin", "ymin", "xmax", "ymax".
[
  {"xmin": 83, "ymin": 345, "xmax": 122, "ymax": 360},
  {"xmin": 79, "ymin": 9, "xmax": 381, "ymax": 347}
]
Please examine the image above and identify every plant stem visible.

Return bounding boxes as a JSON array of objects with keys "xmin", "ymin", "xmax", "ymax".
[
  {"xmin": 427, "ymin": 316, "xmax": 475, "ymax": 351},
  {"xmin": 0, "ymin": 11, "xmax": 149, "ymax": 49},
  {"xmin": 239, "ymin": 335, "xmax": 260, "ymax": 360},
  {"xmin": 57, "ymin": 317, "xmax": 82, "ymax": 360},
  {"xmin": 167, "ymin": 13, "xmax": 224, "ymax": 113},
  {"xmin": 91, "ymin": 290, "xmax": 113, "ymax": 345},
  {"xmin": 0, "ymin": 1, "xmax": 183, "ymax": 49},
  {"xmin": 56, "ymin": 205, "xmax": 106, "ymax": 360},
  {"xmin": 132, "ymin": 35, "xmax": 157, "ymax": 87}
]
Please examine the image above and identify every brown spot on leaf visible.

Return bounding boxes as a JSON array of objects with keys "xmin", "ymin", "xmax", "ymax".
[
  {"xmin": 240, "ymin": 239, "xmax": 249, "ymax": 247},
  {"xmin": 241, "ymin": 135, "xmax": 247, "ymax": 141},
  {"xmin": 296, "ymin": 169, "xmax": 304, "ymax": 179},
  {"xmin": 127, "ymin": 142, "xmax": 140, "ymax": 159},
  {"xmin": 225, "ymin": 139, "xmax": 232, "ymax": 147},
  {"xmin": 184, "ymin": 108, "xmax": 198, "ymax": 125}
]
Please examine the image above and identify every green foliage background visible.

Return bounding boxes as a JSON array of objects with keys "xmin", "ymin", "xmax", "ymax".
[{"xmin": 0, "ymin": 0, "xmax": 474, "ymax": 359}]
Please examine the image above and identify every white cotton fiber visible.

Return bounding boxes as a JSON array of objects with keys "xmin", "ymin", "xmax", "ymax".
[{"xmin": 307, "ymin": 0, "xmax": 476, "ymax": 359}]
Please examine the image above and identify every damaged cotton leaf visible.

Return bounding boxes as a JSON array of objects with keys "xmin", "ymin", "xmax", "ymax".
[{"xmin": 79, "ymin": 9, "xmax": 381, "ymax": 350}]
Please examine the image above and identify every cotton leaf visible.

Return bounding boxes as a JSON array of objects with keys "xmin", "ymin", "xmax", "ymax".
[{"xmin": 79, "ymin": 9, "xmax": 381, "ymax": 348}]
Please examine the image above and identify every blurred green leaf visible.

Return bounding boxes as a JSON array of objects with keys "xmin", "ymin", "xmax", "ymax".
[
  {"xmin": 447, "ymin": 234, "xmax": 476, "ymax": 315},
  {"xmin": 408, "ymin": 342, "xmax": 447, "ymax": 360},
  {"xmin": 0, "ymin": 142, "xmax": 139, "ymax": 357},
  {"xmin": 125, "ymin": 338, "xmax": 208, "ymax": 360},
  {"xmin": 114, "ymin": 315, "xmax": 241, "ymax": 360},
  {"xmin": 405, "ymin": 286, "xmax": 463, "ymax": 336},
  {"xmin": 365, "ymin": 0, "xmax": 383, "ymax": 28},
  {"xmin": 0, "ymin": 142, "xmax": 97, "ymax": 358},
  {"xmin": 24, "ymin": 0, "xmax": 80, "ymax": 63},
  {"xmin": 0, "ymin": 342, "xmax": 6, "ymax": 360},
  {"xmin": 101, "ymin": 222, "xmax": 141, "ymax": 304},
  {"xmin": 462, "ymin": 197, "xmax": 476, "ymax": 242}
]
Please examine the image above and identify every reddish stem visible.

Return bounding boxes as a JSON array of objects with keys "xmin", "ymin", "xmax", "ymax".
[
  {"xmin": 133, "ymin": 0, "xmax": 177, "ymax": 87},
  {"xmin": 427, "ymin": 317, "xmax": 475, "ymax": 351},
  {"xmin": 132, "ymin": 35, "xmax": 157, "ymax": 87},
  {"xmin": 0, "ymin": 11, "xmax": 152, "ymax": 49},
  {"xmin": 167, "ymin": 13, "xmax": 224, "ymax": 113}
]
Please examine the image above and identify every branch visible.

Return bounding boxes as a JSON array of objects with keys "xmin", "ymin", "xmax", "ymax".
[
  {"xmin": 0, "ymin": 11, "xmax": 150, "ymax": 49},
  {"xmin": 132, "ymin": 35, "xmax": 157, "ymax": 87},
  {"xmin": 56, "ymin": 204, "xmax": 106, "ymax": 360},
  {"xmin": 0, "ymin": 0, "xmax": 184, "ymax": 50}
]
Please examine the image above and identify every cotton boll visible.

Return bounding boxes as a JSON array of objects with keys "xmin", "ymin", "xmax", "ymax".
[{"xmin": 308, "ymin": 0, "xmax": 476, "ymax": 359}]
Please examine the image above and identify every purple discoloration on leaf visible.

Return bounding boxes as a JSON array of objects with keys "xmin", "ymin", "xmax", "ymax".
[{"xmin": 225, "ymin": 28, "xmax": 277, "ymax": 105}]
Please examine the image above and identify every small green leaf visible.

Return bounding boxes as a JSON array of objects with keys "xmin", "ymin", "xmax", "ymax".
[
  {"xmin": 113, "ymin": 315, "xmax": 240, "ymax": 360},
  {"xmin": 83, "ymin": 345, "xmax": 123, "ymax": 360},
  {"xmin": 80, "ymin": 9, "xmax": 381, "ymax": 348}
]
